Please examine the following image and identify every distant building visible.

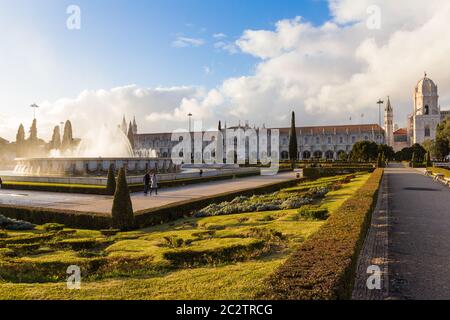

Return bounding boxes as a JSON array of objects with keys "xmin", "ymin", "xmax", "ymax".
[
  {"xmin": 134, "ymin": 123, "xmax": 385, "ymax": 161},
  {"xmin": 385, "ymin": 73, "xmax": 449, "ymax": 151}
]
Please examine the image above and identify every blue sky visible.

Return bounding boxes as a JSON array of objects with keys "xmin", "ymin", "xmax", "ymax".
[{"xmin": 1, "ymin": 0, "xmax": 330, "ymax": 93}]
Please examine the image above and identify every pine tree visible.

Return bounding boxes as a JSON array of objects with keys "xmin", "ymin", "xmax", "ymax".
[
  {"xmin": 106, "ymin": 164, "xmax": 116, "ymax": 196},
  {"xmin": 376, "ymin": 153, "xmax": 382, "ymax": 168},
  {"xmin": 218, "ymin": 121, "xmax": 222, "ymax": 131},
  {"xmin": 50, "ymin": 126, "xmax": 61, "ymax": 150},
  {"xmin": 111, "ymin": 168, "xmax": 134, "ymax": 230},
  {"xmin": 16, "ymin": 124, "xmax": 25, "ymax": 157},
  {"xmin": 288, "ymin": 111, "xmax": 298, "ymax": 169},
  {"xmin": 28, "ymin": 119, "xmax": 38, "ymax": 143},
  {"xmin": 127, "ymin": 121, "xmax": 135, "ymax": 149},
  {"xmin": 61, "ymin": 120, "xmax": 73, "ymax": 151},
  {"xmin": 425, "ymin": 151, "xmax": 432, "ymax": 167}
]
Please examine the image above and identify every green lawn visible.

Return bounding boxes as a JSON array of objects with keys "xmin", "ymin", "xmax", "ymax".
[{"xmin": 0, "ymin": 173, "xmax": 370, "ymax": 300}]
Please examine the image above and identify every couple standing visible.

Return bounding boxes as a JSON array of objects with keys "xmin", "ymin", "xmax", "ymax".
[{"xmin": 143, "ymin": 171, "xmax": 158, "ymax": 196}]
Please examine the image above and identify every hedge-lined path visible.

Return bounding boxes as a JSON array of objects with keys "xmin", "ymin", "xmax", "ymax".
[
  {"xmin": 352, "ymin": 170, "xmax": 390, "ymax": 300},
  {"xmin": 387, "ymin": 164, "xmax": 450, "ymax": 299},
  {"xmin": 0, "ymin": 171, "xmax": 296, "ymax": 214}
]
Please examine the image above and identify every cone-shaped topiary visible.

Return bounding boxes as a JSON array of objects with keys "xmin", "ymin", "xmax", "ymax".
[
  {"xmin": 111, "ymin": 168, "xmax": 134, "ymax": 230},
  {"xmin": 106, "ymin": 164, "xmax": 116, "ymax": 195}
]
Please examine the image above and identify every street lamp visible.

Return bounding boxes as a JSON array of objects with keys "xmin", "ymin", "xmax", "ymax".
[
  {"xmin": 187, "ymin": 113, "xmax": 193, "ymax": 132},
  {"xmin": 30, "ymin": 104, "xmax": 39, "ymax": 119},
  {"xmin": 376, "ymin": 99, "xmax": 384, "ymax": 128}
]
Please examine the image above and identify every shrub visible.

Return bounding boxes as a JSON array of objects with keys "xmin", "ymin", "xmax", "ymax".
[
  {"xmin": 111, "ymin": 168, "xmax": 134, "ymax": 231},
  {"xmin": 162, "ymin": 236, "xmax": 187, "ymax": 248},
  {"xmin": 302, "ymin": 167, "xmax": 374, "ymax": 179},
  {"xmin": 257, "ymin": 168, "xmax": 383, "ymax": 300},
  {"xmin": 0, "ymin": 231, "xmax": 7, "ymax": 238},
  {"xmin": 298, "ymin": 205, "xmax": 329, "ymax": 220},
  {"xmin": 163, "ymin": 239, "xmax": 266, "ymax": 266},
  {"xmin": 54, "ymin": 238, "xmax": 108, "ymax": 251},
  {"xmin": 0, "ymin": 214, "xmax": 35, "ymax": 230},
  {"xmin": 6, "ymin": 243, "xmax": 40, "ymax": 253},
  {"xmin": 246, "ymin": 228, "xmax": 283, "ymax": 242},
  {"xmin": 42, "ymin": 223, "xmax": 64, "ymax": 232},
  {"xmin": 100, "ymin": 229, "xmax": 120, "ymax": 237},
  {"xmin": 106, "ymin": 164, "xmax": 116, "ymax": 196}
]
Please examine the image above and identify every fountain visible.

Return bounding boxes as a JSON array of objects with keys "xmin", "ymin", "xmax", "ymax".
[{"xmin": 13, "ymin": 125, "xmax": 178, "ymax": 177}]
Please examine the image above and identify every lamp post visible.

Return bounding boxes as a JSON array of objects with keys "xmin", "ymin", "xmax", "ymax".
[
  {"xmin": 377, "ymin": 99, "xmax": 384, "ymax": 129},
  {"xmin": 187, "ymin": 113, "xmax": 193, "ymax": 132},
  {"xmin": 30, "ymin": 104, "xmax": 39, "ymax": 119}
]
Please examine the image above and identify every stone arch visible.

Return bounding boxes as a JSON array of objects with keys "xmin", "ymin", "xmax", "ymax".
[
  {"xmin": 313, "ymin": 150, "xmax": 322, "ymax": 159},
  {"xmin": 281, "ymin": 151, "xmax": 289, "ymax": 160},
  {"xmin": 325, "ymin": 150, "xmax": 334, "ymax": 160},
  {"xmin": 302, "ymin": 150, "xmax": 311, "ymax": 160}
]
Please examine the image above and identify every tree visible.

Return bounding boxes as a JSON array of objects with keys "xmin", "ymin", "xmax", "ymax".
[
  {"xmin": 424, "ymin": 151, "xmax": 432, "ymax": 167},
  {"xmin": 376, "ymin": 153, "xmax": 383, "ymax": 168},
  {"xmin": 378, "ymin": 144, "xmax": 395, "ymax": 161},
  {"xmin": 288, "ymin": 111, "xmax": 298, "ymax": 169},
  {"xmin": 61, "ymin": 120, "xmax": 73, "ymax": 151},
  {"xmin": 410, "ymin": 143, "xmax": 426, "ymax": 163},
  {"xmin": 111, "ymin": 168, "xmax": 134, "ymax": 230},
  {"xmin": 50, "ymin": 126, "xmax": 61, "ymax": 150},
  {"xmin": 127, "ymin": 121, "xmax": 135, "ymax": 149},
  {"xmin": 434, "ymin": 137, "xmax": 450, "ymax": 160},
  {"xmin": 28, "ymin": 119, "xmax": 38, "ymax": 143},
  {"xmin": 16, "ymin": 124, "xmax": 25, "ymax": 157},
  {"xmin": 106, "ymin": 164, "xmax": 116, "ymax": 196},
  {"xmin": 411, "ymin": 151, "xmax": 417, "ymax": 163},
  {"xmin": 349, "ymin": 141, "xmax": 378, "ymax": 162}
]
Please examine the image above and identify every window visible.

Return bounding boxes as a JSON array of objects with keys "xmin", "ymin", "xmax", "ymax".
[
  {"xmin": 424, "ymin": 105, "xmax": 430, "ymax": 115},
  {"xmin": 364, "ymin": 136, "xmax": 369, "ymax": 141},
  {"xmin": 316, "ymin": 137, "xmax": 320, "ymax": 144},
  {"xmin": 304, "ymin": 137, "xmax": 308, "ymax": 144},
  {"xmin": 425, "ymin": 126, "xmax": 431, "ymax": 137},
  {"xmin": 351, "ymin": 136, "xmax": 356, "ymax": 143},
  {"xmin": 327, "ymin": 137, "xmax": 332, "ymax": 144},
  {"xmin": 339, "ymin": 136, "xmax": 343, "ymax": 144}
]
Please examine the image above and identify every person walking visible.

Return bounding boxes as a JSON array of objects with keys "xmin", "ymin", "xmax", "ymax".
[
  {"xmin": 143, "ymin": 171, "xmax": 150, "ymax": 196},
  {"xmin": 0, "ymin": 177, "xmax": 3, "ymax": 189},
  {"xmin": 150, "ymin": 172, "xmax": 158, "ymax": 196}
]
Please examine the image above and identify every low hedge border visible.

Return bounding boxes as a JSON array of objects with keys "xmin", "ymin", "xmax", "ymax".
[
  {"xmin": 257, "ymin": 168, "xmax": 383, "ymax": 300},
  {"xmin": 302, "ymin": 167, "xmax": 375, "ymax": 179},
  {"xmin": 0, "ymin": 204, "xmax": 111, "ymax": 230}
]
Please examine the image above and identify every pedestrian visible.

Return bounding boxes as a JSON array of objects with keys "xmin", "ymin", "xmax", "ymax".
[
  {"xmin": 150, "ymin": 172, "xmax": 158, "ymax": 196},
  {"xmin": 199, "ymin": 169, "xmax": 203, "ymax": 177},
  {"xmin": 143, "ymin": 171, "xmax": 150, "ymax": 196},
  {"xmin": 0, "ymin": 177, "xmax": 2, "ymax": 189}
]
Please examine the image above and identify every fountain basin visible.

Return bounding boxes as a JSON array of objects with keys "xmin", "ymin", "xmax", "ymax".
[{"xmin": 14, "ymin": 157, "xmax": 178, "ymax": 176}]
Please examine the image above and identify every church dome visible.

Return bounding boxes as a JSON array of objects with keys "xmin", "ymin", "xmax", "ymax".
[{"xmin": 416, "ymin": 73, "xmax": 437, "ymax": 96}]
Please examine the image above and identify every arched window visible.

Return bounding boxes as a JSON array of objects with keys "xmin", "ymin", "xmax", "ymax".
[
  {"xmin": 281, "ymin": 151, "xmax": 289, "ymax": 160},
  {"xmin": 425, "ymin": 126, "xmax": 431, "ymax": 137},
  {"xmin": 325, "ymin": 150, "xmax": 334, "ymax": 160},
  {"xmin": 313, "ymin": 150, "xmax": 322, "ymax": 159},
  {"xmin": 303, "ymin": 151, "xmax": 311, "ymax": 160},
  {"xmin": 424, "ymin": 105, "xmax": 430, "ymax": 115}
]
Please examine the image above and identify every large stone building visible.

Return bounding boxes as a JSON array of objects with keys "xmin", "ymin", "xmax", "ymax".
[
  {"xmin": 133, "ymin": 123, "xmax": 385, "ymax": 161},
  {"xmin": 386, "ymin": 73, "xmax": 450, "ymax": 151}
]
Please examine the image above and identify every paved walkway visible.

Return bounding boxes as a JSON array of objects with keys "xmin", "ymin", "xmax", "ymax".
[
  {"xmin": 0, "ymin": 171, "xmax": 296, "ymax": 214},
  {"xmin": 354, "ymin": 164, "xmax": 450, "ymax": 300}
]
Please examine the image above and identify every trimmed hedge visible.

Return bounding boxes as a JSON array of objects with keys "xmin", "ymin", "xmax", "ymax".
[
  {"xmin": 257, "ymin": 168, "xmax": 383, "ymax": 300},
  {"xmin": 2, "ymin": 182, "xmax": 107, "ymax": 195},
  {"xmin": 302, "ymin": 167, "xmax": 374, "ymax": 179},
  {"xmin": 0, "ymin": 204, "xmax": 111, "ymax": 230}
]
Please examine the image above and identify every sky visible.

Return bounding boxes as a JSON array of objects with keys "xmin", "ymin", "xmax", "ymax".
[{"xmin": 1, "ymin": 0, "xmax": 450, "ymax": 141}]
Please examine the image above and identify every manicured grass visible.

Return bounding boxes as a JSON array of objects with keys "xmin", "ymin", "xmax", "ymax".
[
  {"xmin": 429, "ymin": 167, "xmax": 450, "ymax": 178},
  {"xmin": 0, "ymin": 173, "xmax": 370, "ymax": 300}
]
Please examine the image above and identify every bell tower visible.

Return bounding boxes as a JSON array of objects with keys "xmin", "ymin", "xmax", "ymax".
[{"xmin": 384, "ymin": 96, "xmax": 394, "ymax": 146}]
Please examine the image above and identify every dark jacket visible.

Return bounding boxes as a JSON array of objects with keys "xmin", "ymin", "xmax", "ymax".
[{"xmin": 143, "ymin": 173, "xmax": 150, "ymax": 186}]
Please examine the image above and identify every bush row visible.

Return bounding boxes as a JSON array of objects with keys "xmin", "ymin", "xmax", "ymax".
[
  {"xmin": 0, "ymin": 204, "xmax": 111, "ymax": 230},
  {"xmin": 257, "ymin": 168, "xmax": 383, "ymax": 300},
  {"xmin": 302, "ymin": 166, "xmax": 374, "ymax": 179}
]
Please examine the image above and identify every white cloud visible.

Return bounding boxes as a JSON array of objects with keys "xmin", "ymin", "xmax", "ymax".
[
  {"xmin": 214, "ymin": 41, "xmax": 238, "ymax": 54},
  {"xmin": 213, "ymin": 33, "xmax": 227, "ymax": 39},
  {"xmin": 171, "ymin": 36, "xmax": 206, "ymax": 48}
]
